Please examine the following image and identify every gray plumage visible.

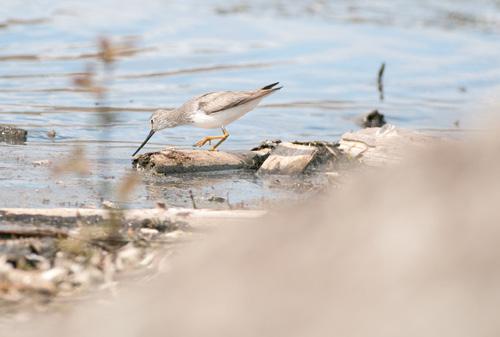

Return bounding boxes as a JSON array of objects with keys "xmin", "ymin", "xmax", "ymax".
[{"xmin": 151, "ymin": 82, "xmax": 282, "ymax": 131}]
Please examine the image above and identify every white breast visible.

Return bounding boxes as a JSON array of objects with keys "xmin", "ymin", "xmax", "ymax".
[{"xmin": 191, "ymin": 98, "xmax": 263, "ymax": 129}]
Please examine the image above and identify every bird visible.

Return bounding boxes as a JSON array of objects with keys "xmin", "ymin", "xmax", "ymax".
[{"xmin": 132, "ymin": 82, "xmax": 282, "ymax": 156}]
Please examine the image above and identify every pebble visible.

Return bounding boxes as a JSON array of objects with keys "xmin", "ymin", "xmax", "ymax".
[
  {"xmin": 115, "ymin": 244, "xmax": 142, "ymax": 271},
  {"xmin": 41, "ymin": 267, "xmax": 67, "ymax": 283},
  {"xmin": 208, "ymin": 196, "xmax": 226, "ymax": 203},
  {"xmin": 140, "ymin": 228, "xmax": 159, "ymax": 236},
  {"xmin": 101, "ymin": 200, "xmax": 118, "ymax": 209},
  {"xmin": 32, "ymin": 160, "xmax": 52, "ymax": 167}
]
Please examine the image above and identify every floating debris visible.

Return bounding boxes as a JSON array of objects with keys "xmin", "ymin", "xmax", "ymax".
[
  {"xmin": 251, "ymin": 139, "xmax": 282, "ymax": 151},
  {"xmin": 208, "ymin": 196, "xmax": 226, "ymax": 203}
]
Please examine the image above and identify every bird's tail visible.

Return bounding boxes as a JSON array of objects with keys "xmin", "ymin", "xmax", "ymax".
[{"xmin": 261, "ymin": 82, "xmax": 283, "ymax": 91}]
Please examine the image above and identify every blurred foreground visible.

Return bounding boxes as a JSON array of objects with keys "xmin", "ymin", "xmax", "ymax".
[{"xmin": 7, "ymin": 118, "xmax": 500, "ymax": 336}]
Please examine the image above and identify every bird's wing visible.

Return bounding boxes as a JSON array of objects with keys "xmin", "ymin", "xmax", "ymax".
[
  {"xmin": 193, "ymin": 91, "xmax": 251, "ymax": 115},
  {"xmin": 193, "ymin": 88, "xmax": 278, "ymax": 115}
]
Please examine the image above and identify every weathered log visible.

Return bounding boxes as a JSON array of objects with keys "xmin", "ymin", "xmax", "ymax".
[
  {"xmin": 0, "ymin": 208, "xmax": 267, "ymax": 230},
  {"xmin": 0, "ymin": 125, "xmax": 27, "ymax": 144},
  {"xmin": 338, "ymin": 124, "xmax": 441, "ymax": 167},
  {"xmin": 133, "ymin": 148, "xmax": 270, "ymax": 174}
]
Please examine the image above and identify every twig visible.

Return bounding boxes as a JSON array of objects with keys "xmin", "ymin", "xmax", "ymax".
[
  {"xmin": 377, "ymin": 62, "xmax": 385, "ymax": 101},
  {"xmin": 226, "ymin": 192, "xmax": 233, "ymax": 210},
  {"xmin": 188, "ymin": 190, "xmax": 197, "ymax": 209}
]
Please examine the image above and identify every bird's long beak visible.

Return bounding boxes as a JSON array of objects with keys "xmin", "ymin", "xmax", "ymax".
[{"xmin": 132, "ymin": 129, "xmax": 155, "ymax": 156}]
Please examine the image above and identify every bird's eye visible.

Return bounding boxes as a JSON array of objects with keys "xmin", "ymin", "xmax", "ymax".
[{"xmin": 151, "ymin": 119, "xmax": 154, "ymax": 125}]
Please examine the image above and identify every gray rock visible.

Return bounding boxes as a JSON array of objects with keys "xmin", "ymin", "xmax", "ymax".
[
  {"xmin": 258, "ymin": 142, "xmax": 318, "ymax": 175},
  {"xmin": 338, "ymin": 124, "xmax": 441, "ymax": 167},
  {"xmin": 0, "ymin": 125, "xmax": 27, "ymax": 144},
  {"xmin": 355, "ymin": 110, "xmax": 386, "ymax": 128}
]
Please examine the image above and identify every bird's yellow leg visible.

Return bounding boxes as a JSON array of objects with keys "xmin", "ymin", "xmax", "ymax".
[
  {"xmin": 193, "ymin": 128, "xmax": 229, "ymax": 149},
  {"xmin": 194, "ymin": 135, "xmax": 223, "ymax": 148},
  {"xmin": 209, "ymin": 127, "xmax": 229, "ymax": 151}
]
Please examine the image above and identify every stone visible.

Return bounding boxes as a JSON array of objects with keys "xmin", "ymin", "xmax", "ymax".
[
  {"xmin": 355, "ymin": 110, "xmax": 386, "ymax": 128},
  {"xmin": 338, "ymin": 124, "xmax": 441, "ymax": 167},
  {"xmin": 0, "ymin": 125, "xmax": 27, "ymax": 144}
]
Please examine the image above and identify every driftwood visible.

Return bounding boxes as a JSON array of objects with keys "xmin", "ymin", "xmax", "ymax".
[
  {"xmin": 0, "ymin": 125, "xmax": 27, "ymax": 144},
  {"xmin": 132, "ymin": 125, "xmax": 442, "ymax": 175},
  {"xmin": 133, "ymin": 142, "xmax": 340, "ymax": 175},
  {"xmin": 338, "ymin": 124, "xmax": 441, "ymax": 167},
  {"xmin": 133, "ymin": 148, "xmax": 270, "ymax": 174},
  {"xmin": 0, "ymin": 207, "xmax": 267, "ymax": 230}
]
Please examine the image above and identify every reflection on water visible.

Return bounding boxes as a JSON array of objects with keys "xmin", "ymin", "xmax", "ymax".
[{"xmin": 1, "ymin": 0, "xmax": 500, "ymax": 208}]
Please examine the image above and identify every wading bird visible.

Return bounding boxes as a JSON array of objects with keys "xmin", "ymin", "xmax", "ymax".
[{"xmin": 132, "ymin": 82, "xmax": 282, "ymax": 156}]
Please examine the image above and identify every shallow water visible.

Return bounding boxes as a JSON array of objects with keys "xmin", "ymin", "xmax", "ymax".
[{"xmin": 1, "ymin": 0, "xmax": 500, "ymax": 208}]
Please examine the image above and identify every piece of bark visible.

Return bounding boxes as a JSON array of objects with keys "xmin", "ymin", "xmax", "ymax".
[
  {"xmin": 0, "ymin": 125, "xmax": 27, "ymax": 144},
  {"xmin": 258, "ymin": 142, "xmax": 318, "ymax": 175},
  {"xmin": 133, "ymin": 149, "xmax": 270, "ymax": 174},
  {"xmin": 338, "ymin": 124, "xmax": 440, "ymax": 167}
]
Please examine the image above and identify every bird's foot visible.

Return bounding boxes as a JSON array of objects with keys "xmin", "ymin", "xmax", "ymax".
[
  {"xmin": 194, "ymin": 137, "xmax": 212, "ymax": 148},
  {"xmin": 194, "ymin": 136, "xmax": 226, "ymax": 148},
  {"xmin": 194, "ymin": 133, "xmax": 228, "ymax": 150}
]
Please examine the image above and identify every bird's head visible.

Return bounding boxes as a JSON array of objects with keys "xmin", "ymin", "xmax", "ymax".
[
  {"xmin": 132, "ymin": 109, "xmax": 179, "ymax": 157},
  {"xmin": 150, "ymin": 109, "xmax": 180, "ymax": 131}
]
